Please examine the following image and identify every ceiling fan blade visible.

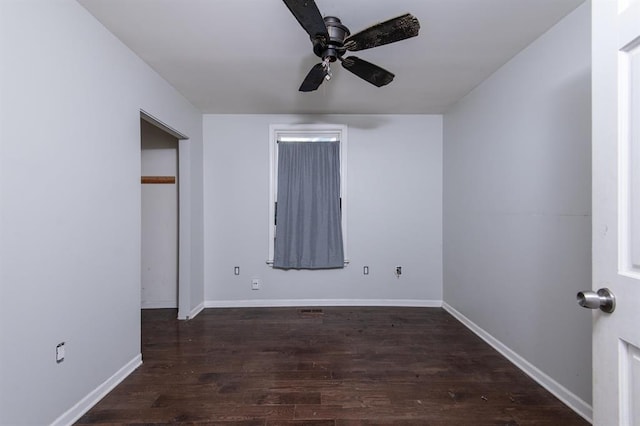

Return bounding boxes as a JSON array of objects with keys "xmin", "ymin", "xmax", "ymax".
[
  {"xmin": 341, "ymin": 56, "xmax": 394, "ymax": 87},
  {"xmin": 344, "ymin": 13, "xmax": 420, "ymax": 51},
  {"xmin": 299, "ymin": 63, "xmax": 327, "ymax": 92},
  {"xmin": 282, "ymin": 0, "xmax": 329, "ymax": 41}
]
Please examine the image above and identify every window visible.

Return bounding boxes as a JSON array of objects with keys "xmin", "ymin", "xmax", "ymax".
[{"xmin": 268, "ymin": 124, "xmax": 348, "ymax": 266}]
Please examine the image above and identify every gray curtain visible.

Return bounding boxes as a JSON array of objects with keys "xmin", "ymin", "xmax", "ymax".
[{"xmin": 273, "ymin": 141, "xmax": 344, "ymax": 269}]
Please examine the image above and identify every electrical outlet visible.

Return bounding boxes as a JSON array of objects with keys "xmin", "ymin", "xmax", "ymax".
[
  {"xmin": 56, "ymin": 342, "xmax": 65, "ymax": 363},
  {"xmin": 363, "ymin": 266, "xmax": 369, "ymax": 275},
  {"xmin": 395, "ymin": 266, "xmax": 402, "ymax": 277},
  {"xmin": 234, "ymin": 266, "xmax": 240, "ymax": 275},
  {"xmin": 251, "ymin": 278, "xmax": 261, "ymax": 290}
]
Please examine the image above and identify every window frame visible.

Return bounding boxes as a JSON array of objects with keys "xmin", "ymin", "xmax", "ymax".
[{"xmin": 267, "ymin": 123, "xmax": 348, "ymax": 265}]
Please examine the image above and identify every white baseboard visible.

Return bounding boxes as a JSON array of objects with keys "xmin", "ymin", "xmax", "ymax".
[
  {"xmin": 141, "ymin": 300, "xmax": 177, "ymax": 309},
  {"xmin": 442, "ymin": 302, "xmax": 592, "ymax": 423},
  {"xmin": 186, "ymin": 301, "xmax": 205, "ymax": 319},
  {"xmin": 205, "ymin": 299, "xmax": 442, "ymax": 308},
  {"xmin": 51, "ymin": 354, "xmax": 142, "ymax": 426}
]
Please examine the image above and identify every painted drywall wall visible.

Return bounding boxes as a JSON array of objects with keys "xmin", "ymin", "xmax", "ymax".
[
  {"xmin": 204, "ymin": 114, "xmax": 442, "ymax": 305},
  {"xmin": 443, "ymin": 2, "xmax": 591, "ymax": 409},
  {"xmin": 141, "ymin": 121, "xmax": 179, "ymax": 308},
  {"xmin": 0, "ymin": 1, "xmax": 203, "ymax": 424}
]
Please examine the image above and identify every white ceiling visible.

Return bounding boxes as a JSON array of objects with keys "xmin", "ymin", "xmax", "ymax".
[{"xmin": 78, "ymin": 0, "xmax": 584, "ymax": 114}]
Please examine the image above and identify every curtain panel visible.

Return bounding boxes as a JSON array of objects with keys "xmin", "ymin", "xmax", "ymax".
[{"xmin": 273, "ymin": 141, "xmax": 344, "ymax": 269}]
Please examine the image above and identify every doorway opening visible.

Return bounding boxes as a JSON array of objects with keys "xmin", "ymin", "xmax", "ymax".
[
  {"xmin": 141, "ymin": 119, "xmax": 179, "ymax": 308},
  {"xmin": 139, "ymin": 111, "xmax": 190, "ymax": 319}
]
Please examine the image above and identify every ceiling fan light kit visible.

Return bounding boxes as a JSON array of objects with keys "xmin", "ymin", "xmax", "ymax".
[{"xmin": 283, "ymin": 0, "xmax": 420, "ymax": 92}]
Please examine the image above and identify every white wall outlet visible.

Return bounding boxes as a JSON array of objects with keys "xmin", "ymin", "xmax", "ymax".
[
  {"xmin": 251, "ymin": 278, "xmax": 261, "ymax": 290},
  {"xmin": 56, "ymin": 342, "xmax": 65, "ymax": 363},
  {"xmin": 234, "ymin": 266, "xmax": 240, "ymax": 275}
]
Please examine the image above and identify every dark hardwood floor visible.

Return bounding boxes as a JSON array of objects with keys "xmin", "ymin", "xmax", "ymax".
[{"xmin": 77, "ymin": 307, "xmax": 589, "ymax": 425}]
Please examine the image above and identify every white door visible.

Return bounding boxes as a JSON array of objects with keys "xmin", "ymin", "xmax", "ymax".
[{"xmin": 592, "ymin": 0, "xmax": 640, "ymax": 424}]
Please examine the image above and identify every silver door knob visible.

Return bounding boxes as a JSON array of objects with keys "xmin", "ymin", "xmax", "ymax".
[{"xmin": 576, "ymin": 288, "xmax": 615, "ymax": 313}]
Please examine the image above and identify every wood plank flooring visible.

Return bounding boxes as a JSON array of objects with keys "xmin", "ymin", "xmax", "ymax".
[{"xmin": 77, "ymin": 307, "xmax": 589, "ymax": 425}]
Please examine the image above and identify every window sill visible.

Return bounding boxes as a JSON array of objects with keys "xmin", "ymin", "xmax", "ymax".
[{"xmin": 266, "ymin": 259, "xmax": 350, "ymax": 266}]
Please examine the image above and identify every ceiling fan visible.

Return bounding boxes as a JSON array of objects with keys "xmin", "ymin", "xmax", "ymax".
[{"xmin": 283, "ymin": 0, "xmax": 420, "ymax": 92}]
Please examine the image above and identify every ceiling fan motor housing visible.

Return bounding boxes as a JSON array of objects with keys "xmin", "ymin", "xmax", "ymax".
[{"xmin": 313, "ymin": 16, "xmax": 350, "ymax": 61}]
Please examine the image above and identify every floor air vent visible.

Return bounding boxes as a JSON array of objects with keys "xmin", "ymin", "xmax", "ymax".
[{"xmin": 299, "ymin": 308, "xmax": 324, "ymax": 315}]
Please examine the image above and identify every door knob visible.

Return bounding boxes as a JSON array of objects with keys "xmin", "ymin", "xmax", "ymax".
[{"xmin": 576, "ymin": 288, "xmax": 616, "ymax": 313}]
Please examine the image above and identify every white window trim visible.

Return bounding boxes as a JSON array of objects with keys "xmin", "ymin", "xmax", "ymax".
[{"xmin": 267, "ymin": 123, "xmax": 348, "ymax": 265}]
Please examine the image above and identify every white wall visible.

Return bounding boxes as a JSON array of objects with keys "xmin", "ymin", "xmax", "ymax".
[
  {"xmin": 204, "ymin": 114, "xmax": 442, "ymax": 306},
  {"xmin": 0, "ymin": 1, "xmax": 203, "ymax": 424},
  {"xmin": 443, "ymin": 2, "xmax": 591, "ymax": 416},
  {"xmin": 141, "ymin": 121, "xmax": 179, "ymax": 308}
]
